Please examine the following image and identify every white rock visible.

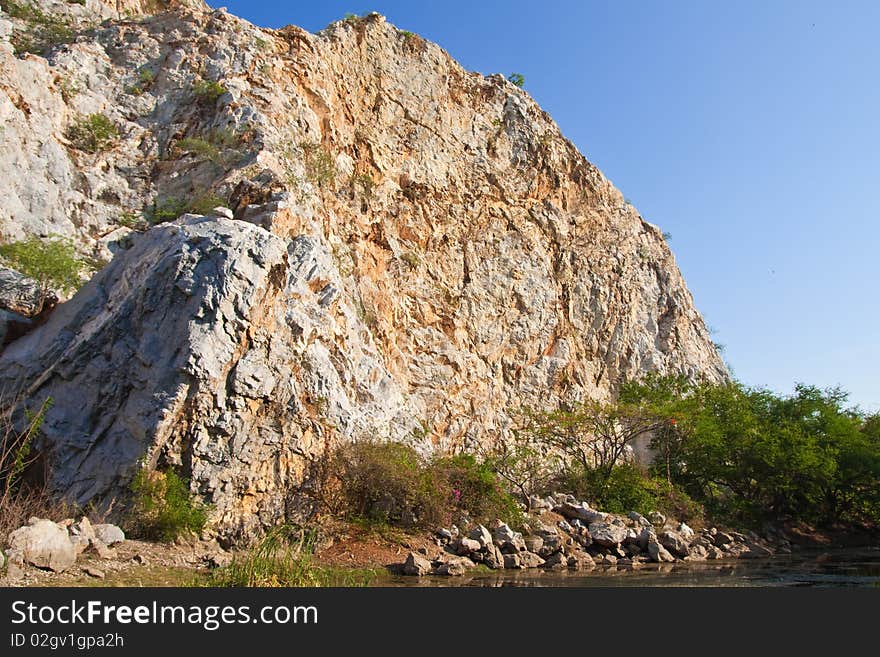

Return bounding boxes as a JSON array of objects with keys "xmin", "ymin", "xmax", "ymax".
[
  {"xmin": 7, "ymin": 518, "xmax": 77, "ymax": 573},
  {"xmin": 93, "ymin": 524, "xmax": 125, "ymax": 546}
]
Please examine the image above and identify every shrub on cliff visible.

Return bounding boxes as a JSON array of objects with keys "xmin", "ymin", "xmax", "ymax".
[
  {"xmin": 0, "ymin": 236, "xmax": 95, "ymax": 312},
  {"xmin": 65, "ymin": 113, "xmax": 118, "ymax": 153},
  {"xmin": 127, "ymin": 469, "xmax": 208, "ymax": 542}
]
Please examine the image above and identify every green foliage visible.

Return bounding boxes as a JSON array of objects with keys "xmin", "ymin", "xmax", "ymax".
[
  {"xmin": 125, "ymin": 67, "xmax": 155, "ymax": 95},
  {"xmin": 432, "ymin": 453, "xmax": 523, "ymax": 528},
  {"xmin": 0, "ymin": 235, "xmax": 95, "ymax": 307},
  {"xmin": 6, "ymin": 0, "xmax": 75, "ymax": 55},
  {"xmin": 207, "ymin": 525, "xmax": 376, "ymax": 587},
  {"xmin": 556, "ymin": 462, "xmax": 703, "ymax": 522},
  {"xmin": 127, "ymin": 469, "xmax": 208, "ymax": 542},
  {"xmin": 191, "ymin": 79, "xmax": 228, "ymax": 104},
  {"xmin": 314, "ymin": 441, "xmax": 521, "ymax": 530},
  {"xmin": 507, "ymin": 73, "xmax": 525, "ymax": 88},
  {"xmin": 621, "ymin": 375, "xmax": 880, "ymax": 528},
  {"xmin": 176, "ymin": 137, "xmax": 219, "ymax": 161},
  {"xmin": 143, "ymin": 193, "xmax": 228, "ymax": 224},
  {"xmin": 65, "ymin": 114, "xmax": 118, "ymax": 153},
  {"xmin": 517, "ymin": 400, "xmax": 664, "ymax": 486},
  {"xmin": 323, "ymin": 441, "xmax": 445, "ymax": 527},
  {"xmin": 300, "ymin": 141, "xmax": 337, "ymax": 189},
  {"xmin": 174, "ymin": 128, "xmax": 247, "ymax": 167}
]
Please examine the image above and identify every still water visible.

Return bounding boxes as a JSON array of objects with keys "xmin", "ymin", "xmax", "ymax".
[{"xmin": 384, "ymin": 548, "xmax": 880, "ymax": 587}]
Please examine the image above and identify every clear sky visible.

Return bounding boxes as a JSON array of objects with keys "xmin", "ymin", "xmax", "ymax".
[{"xmin": 210, "ymin": 1, "xmax": 880, "ymax": 412}]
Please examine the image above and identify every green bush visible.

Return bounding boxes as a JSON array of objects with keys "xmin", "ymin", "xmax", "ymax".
[
  {"xmin": 0, "ymin": 236, "xmax": 95, "ymax": 310},
  {"xmin": 143, "ymin": 193, "xmax": 228, "ymax": 224},
  {"xmin": 127, "ymin": 469, "xmax": 208, "ymax": 542},
  {"xmin": 65, "ymin": 114, "xmax": 118, "ymax": 153},
  {"xmin": 6, "ymin": 0, "xmax": 75, "ymax": 55},
  {"xmin": 192, "ymin": 79, "xmax": 228, "ymax": 104},
  {"xmin": 432, "ymin": 453, "xmax": 523, "ymax": 527},
  {"xmin": 317, "ymin": 441, "xmax": 522, "ymax": 530},
  {"xmin": 507, "ymin": 73, "xmax": 525, "ymax": 88},
  {"xmin": 328, "ymin": 442, "xmax": 445, "ymax": 528},
  {"xmin": 555, "ymin": 462, "xmax": 703, "ymax": 522},
  {"xmin": 174, "ymin": 129, "xmax": 247, "ymax": 167}
]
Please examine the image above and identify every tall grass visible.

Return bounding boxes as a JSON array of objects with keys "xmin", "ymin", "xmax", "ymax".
[{"xmin": 207, "ymin": 525, "xmax": 377, "ymax": 587}]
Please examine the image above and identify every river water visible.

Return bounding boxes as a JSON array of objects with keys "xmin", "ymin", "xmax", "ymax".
[{"xmin": 384, "ymin": 547, "xmax": 880, "ymax": 587}]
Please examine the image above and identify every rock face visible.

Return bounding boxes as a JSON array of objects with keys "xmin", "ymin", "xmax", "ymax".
[{"xmin": 0, "ymin": 2, "xmax": 726, "ymax": 543}]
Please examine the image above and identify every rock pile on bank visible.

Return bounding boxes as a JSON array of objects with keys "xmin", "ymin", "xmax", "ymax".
[
  {"xmin": 400, "ymin": 494, "xmax": 789, "ymax": 576},
  {"xmin": 1, "ymin": 516, "xmax": 125, "ymax": 582}
]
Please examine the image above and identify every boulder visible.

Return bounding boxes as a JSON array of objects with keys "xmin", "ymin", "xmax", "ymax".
[
  {"xmin": 529, "ymin": 496, "xmax": 553, "ymax": 511},
  {"xmin": 503, "ymin": 553, "xmax": 523, "ymax": 569},
  {"xmin": 520, "ymin": 551, "xmax": 545, "ymax": 568},
  {"xmin": 636, "ymin": 526, "xmax": 656, "ymax": 550},
  {"xmin": 588, "ymin": 521, "xmax": 628, "ymax": 548},
  {"xmin": 436, "ymin": 528, "xmax": 454, "ymax": 541},
  {"xmin": 648, "ymin": 511, "xmax": 667, "ymax": 526},
  {"xmin": 628, "ymin": 511, "xmax": 652, "ymax": 528},
  {"xmin": 524, "ymin": 534, "xmax": 544, "ymax": 554},
  {"xmin": 647, "ymin": 536, "xmax": 676, "ymax": 563},
  {"xmin": 434, "ymin": 556, "xmax": 475, "ymax": 576},
  {"xmin": 567, "ymin": 551, "xmax": 596, "ymax": 570},
  {"xmin": 491, "ymin": 522, "xmax": 521, "ymax": 545},
  {"xmin": 0, "ymin": 548, "xmax": 5, "ymax": 570},
  {"xmin": 659, "ymin": 530, "xmax": 690, "ymax": 558},
  {"xmin": 456, "ymin": 537, "xmax": 482, "ymax": 555},
  {"xmin": 0, "ymin": 266, "xmax": 57, "ymax": 317},
  {"xmin": 403, "ymin": 551, "xmax": 432, "ymax": 576},
  {"xmin": 484, "ymin": 544, "xmax": 505, "ymax": 570},
  {"xmin": 713, "ymin": 531, "xmax": 735, "ymax": 547},
  {"xmin": 678, "ymin": 522, "xmax": 695, "ymax": 539},
  {"xmin": 94, "ymin": 524, "xmax": 125, "ymax": 546},
  {"xmin": 88, "ymin": 538, "xmax": 114, "ymax": 560},
  {"xmin": 83, "ymin": 567, "xmax": 105, "ymax": 579},
  {"xmin": 542, "ymin": 551, "xmax": 567, "ymax": 571},
  {"xmin": 554, "ymin": 502, "xmax": 605, "ymax": 523},
  {"xmin": 467, "ymin": 525, "xmax": 493, "ymax": 549},
  {"xmin": 7, "ymin": 518, "xmax": 77, "ymax": 572},
  {"xmin": 706, "ymin": 546, "xmax": 725, "ymax": 560}
]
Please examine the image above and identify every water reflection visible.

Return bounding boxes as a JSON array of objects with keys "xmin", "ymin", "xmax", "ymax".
[{"xmin": 381, "ymin": 548, "xmax": 880, "ymax": 588}]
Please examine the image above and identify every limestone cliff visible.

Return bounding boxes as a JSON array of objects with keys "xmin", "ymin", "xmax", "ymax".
[{"xmin": 0, "ymin": 1, "xmax": 726, "ymax": 542}]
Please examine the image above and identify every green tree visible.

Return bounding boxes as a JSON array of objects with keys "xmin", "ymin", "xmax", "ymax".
[
  {"xmin": 0, "ymin": 236, "xmax": 95, "ymax": 312},
  {"xmin": 508, "ymin": 72, "xmax": 525, "ymax": 88}
]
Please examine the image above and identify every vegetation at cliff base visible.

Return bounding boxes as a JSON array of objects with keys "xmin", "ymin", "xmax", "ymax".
[
  {"xmin": 619, "ymin": 375, "xmax": 880, "ymax": 528},
  {"xmin": 127, "ymin": 469, "xmax": 208, "ymax": 542},
  {"xmin": 309, "ymin": 441, "xmax": 521, "ymax": 530},
  {"xmin": 206, "ymin": 525, "xmax": 376, "ymax": 587}
]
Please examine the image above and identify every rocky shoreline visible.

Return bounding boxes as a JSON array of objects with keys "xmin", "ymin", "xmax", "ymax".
[{"xmin": 396, "ymin": 493, "xmax": 790, "ymax": 578}]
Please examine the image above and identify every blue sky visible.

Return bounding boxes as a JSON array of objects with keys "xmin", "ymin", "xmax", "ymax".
[{"xmin": 211, "ymin": 1, "xmax": 879, "ymax": 412}]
